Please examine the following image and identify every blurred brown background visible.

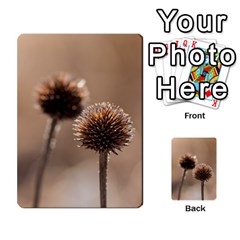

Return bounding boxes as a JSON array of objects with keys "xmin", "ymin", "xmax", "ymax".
[
  {"xmin": 172, "ymin": 138, "xmax": 216, "ymax": 200},
  {"xmin": 17, "ymin": 34, "xmax": 142, "ymax": 207}
]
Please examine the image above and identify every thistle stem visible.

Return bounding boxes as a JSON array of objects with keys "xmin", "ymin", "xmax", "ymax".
[
  {"xmin": 99, "ymin": 151, "xmax": 109, "ymax": 208},
  {"xmin": 33, "ymin": 117, "xmax": 58, "ymax": 208},
  {"xmin": 201, "ymin": 181, "xmax": 205, "ymax": 201},
  {"xmin": 177, "ymin": 169, "xmax": 187, "ymax": 200}
]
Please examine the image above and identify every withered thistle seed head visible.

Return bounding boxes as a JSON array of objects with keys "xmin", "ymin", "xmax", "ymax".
[
  {"xmin": 73, "ymin": 102, "xmax": 134, "ymax": 154},
  {"xmin": 37, "ymin": 72, "xmax": 89, "ymax": 120},
  {"xmin": 193, "ymin": 163, "xmax": 213, "ymax": 182},
  {"xmin": 178, "ymin": 153, "xmax": 197, "ymax": 170}
]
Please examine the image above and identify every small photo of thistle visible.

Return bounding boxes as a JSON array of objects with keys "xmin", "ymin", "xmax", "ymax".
[
  {"xmin": 17, "ymin": 34, "xmax": 142, "ymax": 208},
  {"xmin": 177, "ymin": 153, "xmax": 197, "ymax": 200},
  {"xmin": 172, "ymin": 138, "xmax": 216, "ymax": 200},
  {"xmin": 193, "ymin": 163, "xmax": 213, "ymax": 200}
]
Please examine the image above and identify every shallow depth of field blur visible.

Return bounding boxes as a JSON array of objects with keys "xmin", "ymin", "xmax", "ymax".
[
  {"xmin": 172, "ymin": 138, "xmax": 216, "ymax": 200},
  {"xmin": 17, "ymin": 34, "xmax": 142, "ymax": 207}
]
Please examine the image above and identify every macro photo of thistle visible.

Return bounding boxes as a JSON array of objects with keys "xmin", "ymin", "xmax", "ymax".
[
  {"xmin": 73, "ymin": 102, "xmax": 134, "ymax": 207},
  {"xmin": 17, "ymin": 34, "xmax": 142, "ymax": 208},
  {"xmin": 172, "ymin": 138, "xmax": 216, "ymax": 200},
  {"xmin": 33, "ymin": 72, "xmax": 89, "ymax": 207}
]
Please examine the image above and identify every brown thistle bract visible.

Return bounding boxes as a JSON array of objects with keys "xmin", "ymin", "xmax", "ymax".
[
  {"xmin": 73, "ymin": 102, "xmax": 134, "ymax": 154},
  {"xmin": 179, "ymin": 153, "xmax": 197, "ymax": 170},
  {"xmin": 37, "ymin": 72, "xmax": 89, "ymax": 120},
  {"xmin": 193, "ymin": 163, "xmax": 213, "ymax": 182}
]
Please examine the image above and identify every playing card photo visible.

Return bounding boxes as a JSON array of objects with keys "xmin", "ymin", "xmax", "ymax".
[
  {"xmin": 172, "ymin": 138, "xmax": 216, "ymax": 200},
  {"xmin": 155, "ymin": 37, "xmax": 230, "ymax": 109},
  {"xmin": 18, "ymin": 34, "xmax": 143, "ymax": 208}
]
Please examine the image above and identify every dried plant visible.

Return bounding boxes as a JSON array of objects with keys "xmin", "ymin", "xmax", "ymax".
[
  {"xmin": 177, "ymin": 153, "xmax": 197, "ymax": 200},
  {"xmin": 193, "ymin": 163, "xmax": 213, "ymax": 200},
  {"xmin": 73, "ymin": 102, "xmax": 134, "ymax": 207},
  {"xmin": 33, "ymin": 72, "xmax": 89, "ymax": 207},
  {"xmin": 37, "ymin": 72, "xmax": 89, "ymax": 119}
]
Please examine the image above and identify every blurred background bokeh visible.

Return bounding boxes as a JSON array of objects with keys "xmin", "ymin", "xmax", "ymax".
[
  {"xmin": 17, "ymin": 34, "xmax": 142, "ymax": 207},
  {"xmin": 172, "ymin": 138, "xmax": 216, "ymax": 200}
]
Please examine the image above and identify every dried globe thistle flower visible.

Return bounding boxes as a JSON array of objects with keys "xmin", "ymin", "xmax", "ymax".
[
  {"xmin": 73, "ymin": 102, "xmax": 134, "ymax": 155},
  {"xmin": 193, "ymin": 163, "xmax": 214, "ymax": 200},
  {"xmin": 193, "ymin": 163, "xmax": 213, "ymax": 182},
  {"xmin": 33, "ymin": 72, "xmax": 89, "ymax": 208},
  {"xmin": 177, "ymin": 153, "xmax": 198, "ymax": 200},
  {"xmin": 73, "ymin": 102, "xmax": 134, "ymax": 207},
  {"xmin": 179, "ymin": 153, "xmax": 197, "ymax": 170},
  {"xmin": 37, "ymin": 72, "xmax": 89, "ymax": 120}
]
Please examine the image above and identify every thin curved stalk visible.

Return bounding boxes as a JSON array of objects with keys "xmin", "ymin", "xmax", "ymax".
[
  {"xmin": 33, "ymin": 117, "xmax": 58, "ymax": 208},
  {"xmin": 177, "ymin": 169, "xmax": 187, "ymax": 200}
]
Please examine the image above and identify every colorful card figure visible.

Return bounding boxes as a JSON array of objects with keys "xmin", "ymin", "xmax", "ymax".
[{"xmin": 178, "ymin": 42, "xmax": 229, "ymax": 109}]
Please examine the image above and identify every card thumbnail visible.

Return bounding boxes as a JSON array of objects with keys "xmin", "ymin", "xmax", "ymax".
[{"xmin": 172, "ymin": 138, "xmax": 216, "ymax": 200}]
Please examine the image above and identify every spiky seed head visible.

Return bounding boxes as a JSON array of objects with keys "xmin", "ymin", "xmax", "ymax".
[
  {"xmin": 37, "ymin": 72, "xmax": 89, "ymax": 120},
  {"xmin": 73, "ymin": 102, "xmax": 134, "ymax": 154},
  {"xmin": 193, "ymin": 163, "xmax": 213, "ymax": 182},
  {"xmin": 178, "ymin": 153, "xmax": 198, "ymax": 170}
]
